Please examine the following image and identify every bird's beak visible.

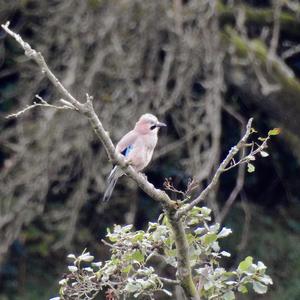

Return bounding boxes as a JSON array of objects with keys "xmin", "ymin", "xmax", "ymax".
[{"xmin": 156, "ymin": 121, "xmax": 167, "ymax": 128}]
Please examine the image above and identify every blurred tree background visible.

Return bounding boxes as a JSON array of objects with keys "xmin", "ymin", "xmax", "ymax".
[{"xmin": 1, "ymin": 0, "xmax": 300, "ymax": 299}]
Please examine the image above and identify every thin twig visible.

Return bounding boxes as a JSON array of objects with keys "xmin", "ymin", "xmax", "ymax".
[
  {"xmin": 218, "ymin": 104, "xmax": 246, "ymax": 223},
  {"xmin": 269, "ymin": 0, "xmax": 282, "ymax": 57},
  {"xmin": 175, "ymin": 118, "xmax": 253, "ymax": 219},
  {"xmin": 1, "ymin": 22, "xmax": 84, "ymax": 111},
  {"xmin": 6, "ymin": 95, "xmax": 75, "ymax": 119}
]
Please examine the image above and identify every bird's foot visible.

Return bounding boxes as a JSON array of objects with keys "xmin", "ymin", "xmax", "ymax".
[{"xmin": 124, "ymin": 158, "xmax": 133, "ymax": 166}]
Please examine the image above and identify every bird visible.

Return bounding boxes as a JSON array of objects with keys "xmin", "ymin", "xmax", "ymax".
[{"xmin": 103, "ymin": 113, "xmax": 167, "ymax": 202}]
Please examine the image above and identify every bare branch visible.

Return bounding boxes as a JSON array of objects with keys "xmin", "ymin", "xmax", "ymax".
[
  {"xmin": 218, "ymin": 104, "xmax": 246, "ymax": 223},
  {"xmin": 282, "ymin": 43, "xmax": 300, "ymax": 59},
  {"xmin": 1, "ymin": 22, "xmax": 85, "ymax": 111},
  {"xmin": 218, "ymin": 148, "xmax": 246, "ymax": 223},
  {"xmin": 6, "ymin": 95, "xmax": 76, "ymax": 119},
  {"xmin": 164, "ymin": 178, "xmax": 186, "ymax": 196},
  {"xmin": 269, "ymin": 0, "xmax": 282, "ymax": 56},
  {"xmin": 176, "ymin": 118, "xmax": 253, "ymax": 219}
]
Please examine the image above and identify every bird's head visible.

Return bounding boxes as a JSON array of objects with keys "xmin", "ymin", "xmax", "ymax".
[{"xmin": 135, "ymin": 113, "xmax": 167, "ymax": 134}]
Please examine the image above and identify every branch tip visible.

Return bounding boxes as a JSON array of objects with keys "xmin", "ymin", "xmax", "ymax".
[{"xmin": 175, "ymin": 117, "xmax": 256, "ymax": 219}]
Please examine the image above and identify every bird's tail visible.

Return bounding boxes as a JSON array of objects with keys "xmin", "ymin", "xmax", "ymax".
[{"xmin": 102, "ymin": 166, "xmax": 122, "ymax": 202}]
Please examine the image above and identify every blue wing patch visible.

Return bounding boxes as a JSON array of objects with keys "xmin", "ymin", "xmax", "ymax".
[{"xmin": 121, "ymin": 145, "xmax": 133, "ymax": 157}]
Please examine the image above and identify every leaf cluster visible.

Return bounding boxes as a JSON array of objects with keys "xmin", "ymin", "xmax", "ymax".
[{"xmin": 52, "ymin": 207, "xmax": 272, "ymax": 300}]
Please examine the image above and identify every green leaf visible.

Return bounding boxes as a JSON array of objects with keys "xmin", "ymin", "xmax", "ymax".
[
  {"xmin": 132, "ymin": 232, "xmax": 144, "ymax": 242},
  {"xmin": 187, "ymin": 233, "xmax": 196, "ymax": 244},
  {"xmin": 259, "ymin": 275, "xmax": 273, "ymax": 285},
  {"xmin": 165, "ymin": 248, "xmax": 177, "ymax": 257},
  {"xmin": 238, "ymin": 256, "xmax": 253, "ymax": 272},
  {"xmin": 123, "ymin": 224, "xmax": 133, "ymax": 232},
  {"xmin": 238, "ymin": 285, "xmax": 248, "ymax": 294},
  {"xmin": 203, "ymin": 233, "xmax": 218, "ymax": 245},
  {"xmin": 247, "ymin": 163, "xmax": 255, "ymax": 173},
  {"xmin": 131, "ymin": 250, "xmax": 144, "ymax": 263},
  {"xmin": 260, "ymin": 151, "xmax": 269, "ymax": 157},
  {"xmin": 253, "ymin": 281, "xmax": 268, "ymax": 294},
  {"xmin": 268, "ymin": 128, "xmax": 281, "ymax": 136},
  {"xmin": 111, "ymin": 257, "xmax": 121, "ymax": 265},
  {"xmin": 223, "ymin": 291, "xmax": 235, "ymax": 300},
  {"xmin": 258, "ymin": 137, "xmax": 267, "ymax": 141},
  {"xmin": 162, "ymin": 289, "xmax": 173, "ymax": 296},
  {"xmin": 200, "ymin": 207, "xmax": 212, "ymax": 216},
  {"xmin": 220, "ymin": 251, "xmax": 231, "ymax": 257},
  {"xmin": 194, "ymin": 227, "xmax": 205, "ymax": 235},
  {"xmin": 225, "ymin": 281, "xmax": 237, "ymax": 285},
  {"xmin": 204, "ymin": 281, "xmax": 214, "ymax": 291},
  {"xmin": 257, "ymin": 261, "xmax": 266, "ymax": 270},
  {"xmin": 122, "ymin": 265, "xmax": 132, "ymax": 274},
  {"xmin": 218, "ymin": 227, "xmax": 232, "ymax": 238},
  {"xmin": 162, "ymin": 215, "xmax": 171, "ymax": 227}
]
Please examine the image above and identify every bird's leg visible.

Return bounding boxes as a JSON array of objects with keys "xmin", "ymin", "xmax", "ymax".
[
  {"xmin": 124, "ymin": 158, "xmax": 133, "ymax": 166},
  {"xmin": 122, "ymin": 158, "xmax": 133, "ymax": 176}
]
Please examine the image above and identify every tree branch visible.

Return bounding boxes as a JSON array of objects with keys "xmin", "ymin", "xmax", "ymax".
[
  {"xmin": 1, "ymin": 21, "xmax": 174, "ymax": 209},
  {"xmin": 176, "ymin": 118, "xmax": 253, "ymax": 219},
  {"xmin": 1, "ymin": 22, "xmax": 85, "ymax": 112},
  {"xmin": 218, "ymin": 1, "xmax": 300, "ymax": 39},
  {"xmin": 218, "ymin": 104, "xmax": 246, "ymax": 223},
  {"xmin": 224, "ymin": 26, "xmax": 300, "ymax": 99},
  {"xmin": 166, "ymin": 208, "xmax": 200, "ymax": 300},
  {"xmin": 5, "ymin": 95, "xmax": 76, "ymax": 119}
]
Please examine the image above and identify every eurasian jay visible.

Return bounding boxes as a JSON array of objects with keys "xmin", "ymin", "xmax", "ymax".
[{"xmin": 103, "ymin": 113, "xmax": 167, "ymax": 202}]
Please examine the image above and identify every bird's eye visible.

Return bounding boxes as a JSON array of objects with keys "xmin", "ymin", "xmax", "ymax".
[{"xmin": 150, "ymin": 122, "xmax": 156, "ymax": 130}]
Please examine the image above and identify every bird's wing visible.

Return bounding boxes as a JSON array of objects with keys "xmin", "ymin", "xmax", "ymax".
[{"xmin": 116, "ymin": 130, "xmax": 138, "ymax": 157}]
